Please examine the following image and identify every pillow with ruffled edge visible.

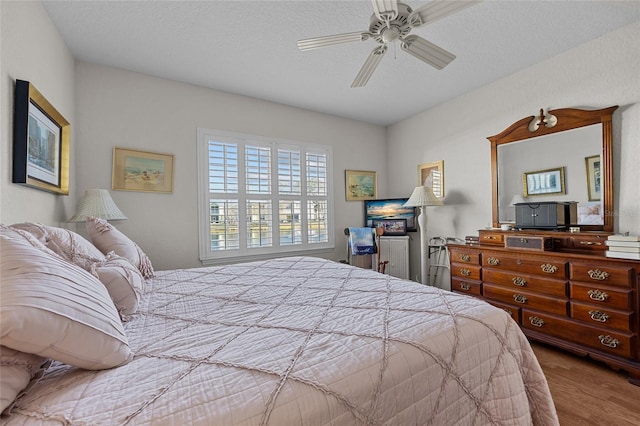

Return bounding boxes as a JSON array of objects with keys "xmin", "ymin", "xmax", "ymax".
[
  {"xmin": 92, "ymin": 253, "xmax": 145, "ymax": 316},
  {"xmin": 86, "ymin": 217, "xmax": 155, "ymax": 278},
  {"xmin": 0, "ymin": 346, "xmax": 50, "ymax": 415},
  {"xmin": 10, "ymin": 222, "xmax": 105, "ymax": 272},
  {"xmin": 0, "ymin": 226, "xmax": 133, "ymax": 370}
]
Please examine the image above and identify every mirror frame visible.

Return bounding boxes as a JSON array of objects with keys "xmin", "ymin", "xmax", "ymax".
[{"xmin": 487, "ymin": 106, "xmax": 618, "ymax": 232}]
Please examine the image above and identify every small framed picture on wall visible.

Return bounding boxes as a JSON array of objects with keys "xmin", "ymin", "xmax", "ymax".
[{"xmin": 418, "ymin": 160, "xmax": 444, "ymax": 198}]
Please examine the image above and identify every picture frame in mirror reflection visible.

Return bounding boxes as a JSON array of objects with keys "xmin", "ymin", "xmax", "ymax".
[
  {"xmin": 417, "ymin": 160, "xmax": 444, "ymax": 198},
  {"xmin": 522, "ymin": 167, "xmax": 565, "ymax": 197},
  {"xmin": 585, "ymin": 155, "xmax": 601, "ymax": 201}
]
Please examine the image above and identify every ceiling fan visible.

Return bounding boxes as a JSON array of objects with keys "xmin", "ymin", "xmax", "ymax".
[{"xmin": 297, "ymin": 0, "xmax": 480, "ymax": 87}]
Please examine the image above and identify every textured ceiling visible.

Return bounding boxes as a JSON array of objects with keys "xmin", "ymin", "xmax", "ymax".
[{"xmin": 42, "ymin": 0, "xmax": 640, "ymax": 126}]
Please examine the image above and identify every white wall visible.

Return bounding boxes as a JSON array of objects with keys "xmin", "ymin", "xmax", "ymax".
[
  {"xmin": 74, "ymin": 63, "xmax": 387, "ymax": 270},
  {"xmin": 0, "ymin": 1, "xmax": 77, "ymax": 225},
  {"xmin": 387, "ymin": 22, "xmax": 640, "ymax": 289}
]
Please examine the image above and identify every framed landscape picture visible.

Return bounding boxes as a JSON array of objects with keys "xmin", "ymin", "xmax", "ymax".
[
  {"xmin": 112, "ymin": 147, "xmax": 174, "ymax": 193},
  {"xmin": 345, "ymin": 170, "xmax": 377, "ymax": 201}
]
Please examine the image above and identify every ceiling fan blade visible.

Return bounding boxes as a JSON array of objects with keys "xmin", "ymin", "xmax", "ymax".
[
  {"xmin": 371, "ymin": 0, "xmax": 399, "ymax": 22},
  {"xmin": 351, "ymin": 45, "xmax": 387, "ymax": 88},
  {"xmin": 408, "ymin": 0, "xmax": 481, "ymax": 28},
  {"xmin": 401, "ymin": 35, "xmax": 455, "ymax": 69},
  {"xmin": 297, "ymin": 32, "xmax": 370, "ymax": 51}
]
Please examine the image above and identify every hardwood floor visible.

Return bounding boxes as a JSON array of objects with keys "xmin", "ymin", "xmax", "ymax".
[{"xmin": 530, "ymin": 342, "xmax": 640, "ymax": 426}]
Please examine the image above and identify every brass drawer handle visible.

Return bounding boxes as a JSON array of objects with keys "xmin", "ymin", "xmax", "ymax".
[
  {"xmin": 529, "ymin": 316, "xmax": 545, "ymax": 327},
  {"xmin": 589, "ymin": 310, "xmax": 610, "ymax": 323},
  {"xmin": 540, "ymin": 263, "xmax": 558, "ymax": 274},
  {"xmin": 587, "ymin": 269, "xmax": 610, "ymax": 281},
  {"xmin": 459, "ymin": 254, "xmax": 471, "ymax": 262},
  {"xmin": 459, "ymin": 282, "xmax": 471, "ymax": 291},
  {"xmin": 513, "ymin": 294, "xmax": 528, "ymax": 304},
  {"xmin": 587, "ymin": 289, "xmax": 609, "ymax": 302},
  {"xmin": 460, "ymin": 268, "xmax": 471, "ymax": 276},
  {"xmin": 487, "ymin": 257, "xmax": 500, "ymax": 266},
  {"xmin": 512, "ymin": 277, "xmax": 527, "ymax": 287},
  {"xmin": 580, "ymin": 241, "xmax": 602, "ymax": 246},
  {"xmin": 598, "ymin": 335, "xmax": 620, "ymax": 349}
]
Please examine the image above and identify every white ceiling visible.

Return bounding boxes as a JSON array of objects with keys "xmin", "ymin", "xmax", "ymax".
[{"xmin": 42, "ymin": 0, "xmax": 640, "ymax": 126}]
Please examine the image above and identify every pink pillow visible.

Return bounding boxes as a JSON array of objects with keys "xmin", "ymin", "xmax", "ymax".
[
  {"xmin": 0, "ymin": 346, "xmax": 49, "ymax": 414},
  {"xmin": 86, "ymin": 217, "xmax": 154, "ymax": 278},
  {"xmin": 92, "ymin": 253, "xmax": 145, "ymax": 316},
  {"xmin": 10, "ymin": 222, "xmax": 105, "ymax": 271},
  {"xmin": 0, "ymin": 226, "xmax": 133, "ymax": 370}
]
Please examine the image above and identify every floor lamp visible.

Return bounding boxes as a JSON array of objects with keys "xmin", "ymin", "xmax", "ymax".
[{"xmin": 404, "ymin": 186, "xmax": 443, "ymax": 285}]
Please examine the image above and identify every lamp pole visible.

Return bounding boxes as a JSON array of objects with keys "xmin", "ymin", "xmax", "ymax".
[{"xmin": 417, "ymin": 205, "xmax": 428, "ymax": 285}]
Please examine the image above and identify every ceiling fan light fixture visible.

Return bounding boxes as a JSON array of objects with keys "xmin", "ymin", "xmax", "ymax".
[
  {"xmin": 401, "ymin": 35, "xmax": 455, "ymax": 69},
  {"xmin": 352, "ymin": 45, "xmax": 388, "ymax": 88}
]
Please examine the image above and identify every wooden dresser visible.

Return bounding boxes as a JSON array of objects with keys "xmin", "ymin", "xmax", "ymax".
[{"xmin": 449, "ymin": 229, "xmax": 640, "ymax": 385}]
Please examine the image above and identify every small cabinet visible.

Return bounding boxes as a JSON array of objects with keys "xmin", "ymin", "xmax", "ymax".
[{"xmin": 373, "ymin": 236, "xmax": 410, "ymax": 279}]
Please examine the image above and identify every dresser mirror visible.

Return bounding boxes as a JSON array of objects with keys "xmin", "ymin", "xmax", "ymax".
[{"xmin": 487, "ymin": 106, "xmax": 618, "ymax": 232}]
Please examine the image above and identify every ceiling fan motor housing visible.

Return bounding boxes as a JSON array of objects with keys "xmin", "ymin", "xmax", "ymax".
[{"xmin": 369, "ymin": 3, "xmax": 413, "ymax": 45}]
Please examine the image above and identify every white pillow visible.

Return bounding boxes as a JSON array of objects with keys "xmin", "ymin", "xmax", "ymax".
[
  {"xmin": 0, "ymin": 226, "xmax": 133, "ymax": 370},
  {"xmin": 10, "ymin": 222, "xmax": 105, "ymax": 271},
  {"xmin": 0, "ymin": 346, "xmax": 49, "ymax": 414},
  {"xmin": 86, "ymin": 217, "xmax": 155, "ymax": 278},
  {"xmin": 92, "ymin": 253, "xmax": 145, "ymax": 316}
]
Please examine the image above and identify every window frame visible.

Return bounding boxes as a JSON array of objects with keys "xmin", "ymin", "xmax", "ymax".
[{"xmin": 197, "ymin": 128, "xmax": 334, "ymax": 264}]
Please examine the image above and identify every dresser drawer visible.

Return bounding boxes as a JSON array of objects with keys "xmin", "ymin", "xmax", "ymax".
[
  {"xmin": 448, "ymin": 249, "xmax": 480, "ymax": 265},
  {"xmin": 483, "ymin": 283, "xmax": 568, "ymax": 316},
  {"xmin": 487, "ymin": 300, "xmax": 521, "ymax": 323},
  {"xmin": 570, "ymin": 282, "xmax": 633, "ymax": 310},
  {"xmin": 570, "ymin": 263, "xmax": 633, "ymax": 287},
  {"xmin": 450, "ymin": 263, "xmax": 481, "ymax": 281},
  {"xmin": 570, "ymin": 301, "xmax": 633, "ymax": 332},
  {"xmin": 568, "ymin": 234, "xmax": 609, "ymax": 252},
  {"xmin": 478, "ymin": 230, "xmax": 504, "ymax": 246},
  {"xmin": 522, "ymin": 309, "xmax": 635, "ymax": 359},
  {"xmin": 483, "ymin": 269, "xmax": 567, "ymax": 297},
  {"xmin": 451, "ymin": 278, "xmax": 482, "ymax": 296},
  {"xmin": 481, "ymin": 254, "xmax": 567, "ymax": 278}
]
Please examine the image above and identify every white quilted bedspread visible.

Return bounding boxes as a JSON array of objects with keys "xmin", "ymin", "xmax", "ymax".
[{"xmin": 3, "ymin": 256, "xmax": 558, "ymax": 425}]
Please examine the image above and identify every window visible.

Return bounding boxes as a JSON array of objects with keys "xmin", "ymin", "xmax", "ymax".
[{"xmin": 197, "ymin": 129, "xmax": 334, "ymax": 262}]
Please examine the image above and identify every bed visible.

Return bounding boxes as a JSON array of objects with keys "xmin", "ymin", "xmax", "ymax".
[{"xmin": 1, "ymin": 221, "xmax": 559, "ymax": 425}]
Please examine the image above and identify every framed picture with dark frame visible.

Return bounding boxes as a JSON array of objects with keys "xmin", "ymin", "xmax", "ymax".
[
  {"xmin": 372, "ymin": 219, "xmax": 407, "ymax": 236},
  {"xmin": 13, "ymin": 79, "xmax": 70, "ymax": 195}
]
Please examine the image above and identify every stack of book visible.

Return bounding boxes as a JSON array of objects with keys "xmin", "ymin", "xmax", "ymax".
[
  {"xmin": 465, "ymin": 235, "xmax": 479, "ymax": 244},
  {"xmin": 605, "ymin": 235, "xmax": 640, "ymax": 260}
]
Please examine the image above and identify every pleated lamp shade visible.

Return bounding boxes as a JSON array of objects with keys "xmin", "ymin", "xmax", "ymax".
[
  {"xmin": 67, "ymin": 189, "xmax": 127, "ymax": 222},
  {"xmin": 404, "ymin": 186, "xmax": 443, "ymax": 207}
]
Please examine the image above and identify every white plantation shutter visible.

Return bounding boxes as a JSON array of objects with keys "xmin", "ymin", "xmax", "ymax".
[{"xmin": 197, "ymin": 129, "xmax": 334, "ymax": 262}]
